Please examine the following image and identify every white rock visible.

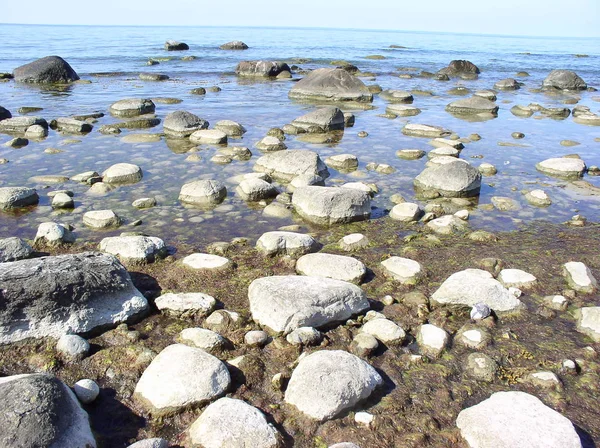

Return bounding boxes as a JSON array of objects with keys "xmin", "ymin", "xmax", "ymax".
[
  {"xmin": 155, "ymin": 293, "xmax": 217, "ymax": 317},
  {"xmin": 179, "ymin": 328, "xmax": 227, "ymax": 351},
  {"xmin": 525, "ymin": 189, "xmax": 552, "ymax": 207},
  {"xmin": 190, "ymin": 129, "xmax": 228, "ymax": 145},
  {"xmin": 52, "ymin": 192, "xmax": 74, "ymax": 208},
  {"xmin": 179, "ymin": 180, "xmax": 227, "ymax": 206},
  {"xmin": 563, "ymin": 262, "xmax": 597, "ymax": 293},
  {"xmin": 83, "ymin": 210, "xmax": 120, "ymax": 229},
  {"xmin": 339, "ymin": 233, "xmax": 369, "ymax": 251},
  {"xmin": 360, "ymin": 319, "xmax": 405, "ymax": 344},
  {"xmin": 99, "ymin": 235, "xmax": 165, "ymax": 263},
  {"xmin": 456, "ymin": 391, "xmax": 582, "ymax": 448},
  {"xmin": 134, "ymin": 344, "xmax": 230, "ymax": 415},
  {"xmin": 576, "ymin": 307, "xmax": 600, "ymax": 342},
  {"xmin": 417, "ymin": 324, "xmax": 449, "ymax": 357},
  {"xmin": 244, "ymin": 330, "xmax": 269, "ymax": 347},
  {"xmin": 256, "ymin": 231, "xmax": 320, "ymax": 257},
  {"xmin": 127, "ymin": 439, "xmax": 169, "ymax": 448},
  {"xmin": 460, "ymin": 329, "xmax": 489, "ymax": 349},
  {"xmin": 498, "ymin": 269, "xmax": 537, "ymax": 289},
  {"xmin": 182, "ymin": 253, "xmax": 232, "ymax": 271},
  {"xmin": 34, "ymin": 222, "xmax": 75, "ymax": 246},
  {"xmin": 380, "ymin": 257, "xmax": 424, "ymax": 285},
  {"xmin": 236, "ymin": 178, "xmax": 278, "ymax": 201},
  {"xmin": 389, "ymin": 202, "xmax": 422, "ymax": 221},
  {"xmin": 57, "ymin": 334, "xmax": 90, "ymax": 361},
  {"xmin": 355, "ymin": 411, "xmax": 374, "ymax": 426},
  {"xmin": 255, "ymin": 135, "xmax": 286, "ymax": 152},
  {"xmin": 284, "ymin": 350, "xmax": 383, "ymax": 421},
  {"xmin": 253, "ymin": 150, "xmax": 329, "ymax": 182},
  {"xmin": 536, "ymin": 157, "xmax": 586, "ymax": 179},
  {"xmin": 286, "ymin": 327, "xmax": 322, "ymax": 346},
  {"xmin": 426, "ymin": 215, "xmax": 470, "ymax": 235},
  {"xmin": 292, "ymin": 186, "xmax": 371, "ymax": 225},
  {"xmin": 73, "ymin": 379, "xmax": 100, "ymax": 404},
  {"xmin": 296, "ymin": 252, "xmax": 367, "ymax": 284},
  {"xmin": 102, "ymin": 163, "xmax": 143, "ymax": 184}
]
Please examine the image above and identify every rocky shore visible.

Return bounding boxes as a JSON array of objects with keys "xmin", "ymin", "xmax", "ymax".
[{"xmin": 0, "ymin": 46, "xmax": 599, "ymax": 448}]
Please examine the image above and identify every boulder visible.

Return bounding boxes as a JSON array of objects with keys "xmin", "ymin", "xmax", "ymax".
[
  {"xmin": 536, "ymin": 158, "xmax": 586, "ymax": 179},
  {"xmin": 360, "ymin": 318, "xmax": 405, "ymax": 344},
  {"xmin": 188, "ymin": 398, "xmax": 280, "ymax": 448},
  {"xmin": 284, "ymin": 350, "xmax": 382, "ymax": 420},
  {"xmin": 34, "ymin": 222, "xmax": 75, "ymax": 246},
  {"xmin": 0, "ymin": 237, "xmax": 32, "ymax": 262},
  {"xmin": 235, "ymin": 61, "xmax": 291, "ymax": 77},
  {"xmin": 542, "ymin": 69, "xmax": 587, "ymax": 90},
  {"xmin": 0, "ymin": 116, "xmax": 47, "ymax": 134},
  {"xmin": 134, "ymin": 344, "xmax": 230, "ymax": 416},
  {"xmin": 214, "ymin": 120, "xmax": 246, "ymax": 137},
  {"xmin": 563, "ymin": 262, "xmax": 597, "ymax": 293},
  {"xmin": 220, "ymin": 41, "xmax": 249, "ymax": 50},
  {"xmin": 190, "ymin": 129, "xmax": 228, "ymax": 145},
  {"xmin": 431, "ymin": 268, "xmax": 522, "ymax": 312},
  {"xmin": 83, "ymin": 210, "xmax": 121, "ymax": 229},
  {"xmin": 494, "ymin": 78, "xmax": 520, "ymax": 90},
  {"xmin": 576, "ymin": 307, "xmax": 600, "ymax": 342},
  {"xmin": 0, "ymin": 187, "xmax": 39, "ymax": 209},
  {"xmin": 296, "ymin": 253, "xmax": 367, "ymax": 284},
  {"xmin": 456, "ymin": 391, "xmax": 582, "ymax": 448},
  {"xmin": 102, "ymin": 163, "xmax": 143, "ymax": 184},
  {"xmin": 155, "ymin": 293, "xmax": 217, "ymax": 318},
  {"xmin": 254, "ymin": 150, "xmax": 329, "ymax": 182},
  {"xmin": 380, "ymin": 257, "xmax": 424, "ymax": 285},
  {"xmin": 256, "ymin": 231, "xmax": 320, "ymax": 257},
  {"xmin": 163, "ymin": 111, "xmax": 208, "ymax": 137},
  {"xmin": 292, "ymin": 186, "xmax": 371, "ymax": 225},
  {"xmin": 51, "ymin": 117, "xmax": 92, "ymax": 134},
  {"xmin": 248, "ymin": 275, "xmax": 369, "ymax": 334},
  {"xmin": 236, "ymin": 178, "xmax": 278, "ymax": 201},
  {"xmin": 438, "ymin": 60, "xmax": 480, "ymax": 78},
  {"xmin": 289, "ymin": 68, "xmax": 373, "ymax": 103},
  {"xmin": 414, "ymin": 160, "xmax": 481, "ymax": 198},
  {"xmin": 179, "ymin": 180, "xmax": 227, "ymax": 206},
  {"xmin": 99, "ymin": 235, "xmax": 166, "ymax": 263},
  {"xmin": 446, "ymin": 97, "xmax": 499, "ymax": 115},
  {"xmin": 0, "ymin": 252, "xmax": 148, "ymax": 344},
  {"xmin": 291, "ymin": 107, "xmax": 345, "ymax": 132},
  {"xmin": 109, "ymin": 98, "xmax": 155, "ymax": 117},
  {"xmin": 0, "ymin": 374, "xmax": 96, "ymax": 448},
  {"xmin": 13, "ymin": 56, "xmax": 79, "ymax": 84},
  {"xmin": 165, "ymin": 40, "xmax": 189, "ymax": 51}
]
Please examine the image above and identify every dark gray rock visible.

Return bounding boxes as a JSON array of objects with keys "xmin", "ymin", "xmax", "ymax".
[
  {"xmin": 13, "ymin": 56, "xmax": 79, "ymax": 84},
  {"xmin": 289, "ymin": 68, "xmax": 373, "ymax": 103},
  {"xmin": 0, "ymin": 252, "xmax": 148, "ymax": 343},
  {"xmin": 0, "ymin": 237, "xmax": 33, "ymax": 262},
  {"xmin": 542, "ymin": 70, "xmax": 587, "ymax": 91},
  {"xmin": 220, "ymin": 41, "xmax": 249, "ymax": 50},
  {"xmin": 0, "ymin": 373, "xmax": 96, "ymax": 448},
  {"xmin": 165, "ymin": 40, "xmax": 189, "ymax": 51},
  {"xmin": 438, "ymin": 60, "xmax": 480, "ymax": 78},
  {"xmin": 235, "ymin": 61, "xmax": 291, "ymax": 77},
  {"xmin": 0, "ymin": 106, "xmax": 11, "ymax": 121}
]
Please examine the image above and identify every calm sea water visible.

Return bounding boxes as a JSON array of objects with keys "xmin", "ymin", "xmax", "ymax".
[{"xmin": 0, "ymin": 24, "xmax": 599, "ymax": 245}]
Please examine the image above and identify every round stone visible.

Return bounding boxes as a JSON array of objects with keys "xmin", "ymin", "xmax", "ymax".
[
  {"xmin": 73, "ymin": 379, "xmax": 100, "ymax": 404},
  {"xmin": 102, "ymin": 163, "xmax": 143, "ymax": 184},
  {"xmin": 83, "ymin": 210, "xmax": 120, "ymax": 229},
  {"xmin": 57, "ymin": 334, "xmax": 90, "ymax": 361},
  {"xmin": 179, "ymin": 180, "xmax": 227, "ymax": 207}
]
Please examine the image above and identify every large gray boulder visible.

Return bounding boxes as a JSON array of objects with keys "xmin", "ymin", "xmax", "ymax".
[
  {"xmin": 249, "ymin": 275, "xmax": 369, "ymax": 334},
  {"xmin": 542, "ymin": 70, "xmax": 587, "ymax": 91},
  {"xmin": 0, "ymin": 187, "xmax": 39, "ymax": 209},
  {"xmin": 414, "ymin": 160, "xmax": 481, "ymax": 198},
  {"xmin": 0, "ymin": 237, "xmax": 33, "ymax": 262},
  {"xmin": 284, "ymin": 350, "xmax": 382, "ymax": 421},
  {"xmin": 289, "ymin": 68, "xmax": 373, "ymax": 103},
  {"xmin": 235, "ymin": 61, "xmax": 291, "ymax": 77},
  {"xmin": 456, "ymin": 391, "xmax": 582, "ymax": 448},
  {"xmin": 13, "ymin": 56, "xmax": 80, "ymax": 84},
  {"xmin": 134, "ymin": 344, "xmax": 230, "ymax": 416},
  {"xmin": 292, "ymin": 186, "xmax": 371, "ymax": 225},
  {"xmin": 188, "ymin": 397, "xmax": 280, "ymax": 448},
  {"xmin": 0, "ymin": 252, "xmax": 148, "ymax": 344},
  {"xmin": 446, "ymin": 97, "xmax": 499, "ymax": 115},
  {"xmin": 254, "ymin": 150, "xmax": 329, "ymax": 182},
  {"xmin": 163, "ymin": 110, "xmax": 208, "ymax": 137},
  {"xmin": 438, "ymin": 60, "xmax": 480, "ymax": 78},
  {"xmin": 291, "ymin": 107, "xmax": 345, "ymax": 132},
  {"xmin": 0, "ymin": 373, "xmax": 96, "ymax": 448}
]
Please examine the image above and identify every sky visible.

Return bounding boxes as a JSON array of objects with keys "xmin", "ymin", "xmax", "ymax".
[{"xmin": 2, "ymin": 0, "xmax": 599, "ymax": 37}]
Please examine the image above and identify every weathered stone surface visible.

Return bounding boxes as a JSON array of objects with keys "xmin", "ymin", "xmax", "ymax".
[
  {"xmin": 163, "ymin": 111, "xmax": 208, "ymax": 137},
  {"xmin": 134, "ymin": 344, "xmax": 230, "ymax": 416},
  {"xmin": 380, "ymin": 89, "xmax": 413, "ymax": 103},
  {"xmin": 536, "ymin": 158, "xmax": 586, "ymax": 179},
  {"xmin": 51, "ymin": 117, "xmax": 92, "ymax": 134},
  {"xmin": 438, "ymin": 60, "xmax": 480, "ymax": 78},
  {"xmin": 361, "ymin": 318, "xmax": 405, "ymax": 344},
  {"xmin": 0, "ymin": 187, "xmax": 39, "ymax": 209},
  {"xmin": 179, "ymin": 180, "xmax": 227, "ymax": 206},
  {"xmin": 188, "ymin": 397, "xmax": 279, "ymax": 448},
  {"xmin": 291, "ymin": 107, "xmax": 345, "ymax": 132},
  {"xmin": 99, "ymin": 235, "xmax": 166, "ymax": 263},
  {"xmin": 155, "ymin": 293, "xmax": 216, "ymax": 318},
  {"xmin": 339, "ymin": 233, "xmax": 369, "ymax": 251},
  {"xmin": 465, "ymin": 353, "xmax": 498, "ymax": 382},
  {"xmin": 456, "ymin": 391, "xmax": 582, "ymax": 448},
  {"xmin": 255, "ymin": 136, "xmax": 286, "ymax": 152},
  {"xmin": 494, "ymin": 78, "xmax": 520, "ymax": 90},
  {"xmin": 34, "ymin": 222, "xmax": 75, "ymax": 246},
  {"xmin": 235, "ymin": 61, "xmax": 290, "ymax": 77},
  {"xmin": 0, "ymin": 237, "xmax": 32, "ymax": 262},
  {"xmin": 426, "ymin": 214, "xmax": 470, "ymax": 235},
  {"xmin": 286, "ymin": 327, "xmax": 322, "ymax": 346},
  {"xmin": 284, "ymin": 350, "xmax": 382, "ymax": 421},
  {"xmin": 326, "ymin": 154, "xmax": 359, "ymax": 171},
  {"xmin": 83, "ymin": 210, "xmax": 121, "ymax": 229},
  {"xmin": 254, "ymin": 150, "xmax": 329, "ymax": 182},
  {"xmin": 446, "ymin": 97, "xmax": 498, "ymax": 115},
  {"xmin": 13, "ymin": 56, "xmax": 79, "ymax": 83},
  {"xmin": 57, "ymin": 334, "xmax": 90, "ymax": 361},
  {"xmin": 543, "ymin": 69, "xmax": 587, "ymax": 91},
  {"xmin": 525, "ymin": 189, "xmax": 551, "ymax": 207},
  {"xmin": 182, "ymin": 253, "xmax": 232, "ymax": 271},
  {"xmin": 0, "ymin": 374, "xmax": 96, "ymax": 448},
  {"xmin": 215, "ymin": 120, "xmax": 246, "ymax": 137},
  {"xmin": 386, "ymin": 104, "xmax": 421, "ymax": 116},
  {"xmin": 249, "ymin": 276, "xmax": 369, "ymax": 334},
  {"xmin": 289, "ymin": 68, "xmax": 373, "ymax": 103},
  {"xmin": 432, "ymin": 268, "xmax": 522, "ymax": 312},
  {"xmin": 179, "ymin": 328, "xmax": 226, "ymax": 351},
  {"xmin": 0, "ymin": 252, "xmax": 148, "ymax": 343},
  {"xmin": 389, "ymin": 202, "xmax": 422, "ymax": 222},
  {"xmin": 576, "ymin": 307, "xmax": 600, "ymax": 342},
  {"xmin": 415, "ymin": 160, "xmax": 481, "ymax": 198},
  {"xmin": 236, "ymin": 178, "xmax": 278, "ymax": 201},
  {"xmin": 102, "ymin": 163, "xmax": 143, "ymax": 184},
  {"xmin": 190, "ymin": 129, "xmax": 228, "ymax": 145},
  {"xmin": 296, "ymin": 253, "xmax": 367, "ymax": 284},
  {"xmin": 381, "ymin": 257, "xmax": 424, "ymax": 285},
  {"xmin": 0, "ymin": 116, "xmax": 47, "ymax": 134},
  {"xmin": 73, "ymin": 379, "xmax": 100, "ymax": 404},
  {"xmin": 292, "ymin": 186, "xmax": 371, "ymax": 225},
  {"xmin": 109, "ymin": 98, "xmax": 155, "ymax": 117},
  {"xmin": 498, "ymin": 269, "xmax": 537, "ymax": 289},
  {"xmin": 0, "ymin": 105, "xmax": 11, "ymax": 121},
  {"xmin": 128, "ymin": 439, "xmax": 169, "ymax": 448},
  {"xmin": 402, "ymin": 123, "xmax": 451, "ymax": 138},
  {"xmin": 563, "ymin": 262, "xmax": 597, "ymax": 293},
  {"xmin": 256, "ymin": 231, "xmax": 320, "ymax": 257},
  {"xmin": 52, "ymin": 192, "xmax": 74, "ymax": 208},
  {"xmin": 220, "ymin": 40, "xmax": 249, "ymax": 50}
]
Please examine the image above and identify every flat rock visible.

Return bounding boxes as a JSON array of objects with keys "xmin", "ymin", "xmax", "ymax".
[
  {"xmin": 109, "ymin": 98, "xmax": 155, "ymax": 117},
  {"xmin": 179, "ymin": 328, "xmax": 226, "ymax": 351},
  {"xmin": 13, "ymin": 56, "xmax": 79, "ymax": 83},
  {"xmin": 291, "ymin": 106, "xmax": 345, "ymax": 132},
  {"xmin": 292, "ymin": 186, "xmax": 371, "ymax": 225},
  {"xmin": 576, "ymin": 307, "xmax": 600, "ymax": 342},
  {"xmin": 289, "ymin": 68, "xmax": 373, "ymax": 103},
  {"xmin": 236, "ymin": 178, "xmax": 278, "ymax": 201},
  {"xmin": 99, "ymin": 235, "xmax": 165, "ymax": 263},
  {"xmin": 102, "ymin": 163, "xmax": 143, "ymax": 184},
  {"xmin": 385, "ymin": 104, "xmax": 421, "ymax": 116},
  {"xmin": 0, "ymin": 237, "xmax": 32, "ymax": 262},
  {"xmin": 296, "ymin": 252, "xmax": 367, "ymax": 284},
  {"xmin": 339, "ymin": 233, "xmax": 369, "ymax": 251},
  {"xmin": 381, "ymin": 257, "xmax": 424, "ymax": 284},
  {"xmin": 182, "ymin": 253, "xmax": 232, "ymax": 271},
  {"xmin": 179, "ymin": 180, "xmax": 227, "ymax": 206},
  {"xmin": 446, "ymin": 97, "xmax": 498, "ymax": 115},
  {"xmin": 0, "ymin": 116, "xmax": 47, "ymax": 134},
  {"xmin": 380, "ymin": 89, "xmax": 413, "ymax": 103},
  {"xmin": 536, "ymin": 158, "xmax": 586, "ymax": 179},
  {"xmin": 134, "ymin": 344, "xmax": 230, "ymax": 416},
  {"xmin": 0, "ymin": 374, "xmax": 96, "ymax": 448},
  {"xmin": 426, "ymin": 215, "xmax": 470, "ymax": 235},
  {"xmin": 432, "ymin": 268, "xmax": 522, "ymax": 312},
  {"xmin": 190, "ymin": 129, "xmax": 228, "ymax": 145},
  {"xmin": 256, "ymin": 231, "xmax": 320, "ymax": 257},
  {"xmin": 456, "ymin": 391, "xmax": 582, "ymax": 448},
  {"xmin": 254, "ymin": 150, "xmax": 329, "ymax": 182},
  {"xmin": 361, "ymin": 318, "xmax": 405, "ymax": 344},
  {"xmin": 155, "ymin": 293, "xmax": 216, "ymax": 318},
  {"xmin": 389, "ymin": 202, "xmax": 422, "ymax": 221},
  {"xmin": 563, "ymin": 261, "xmax": 597, "ymax": 293},
  {"xmin": 0, "ymin": 186, "xmax": 39, "ymax": 209},
  {"xmin": 188, "ymin": 397, "xmax": 279, "ymax": 448},
  {"xmin": 415, "ymin": 160, "xmax": 481, "ymax": 198},
  {"xmin": 498, "ymin": 268, "xmax": 537, "ymax": 289},
  {"xmin": 163, "ymin": 110, "xmax": 208, "ymax": 137},
  {"xmin": 284, "ymin": 350, "xmax": 382, "ymax": 421},
  {"xmin": 83, "ymin": 210, "xmax": 121, "ymax": 229},
  {"xmin": 402, "ymin": 123, "xmax": 451, "ymax": 138},
  {"xmin": 248, "ymin": 275, "xmax": 369, "ymax": 334},
  {"xmin": 0, "ymin": 252, "xmax": 148, "ymax": 343}
]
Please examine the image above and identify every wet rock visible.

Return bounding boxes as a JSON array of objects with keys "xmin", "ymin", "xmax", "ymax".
[
  {"xmin": 254, "ymin": 150, "xmax": 329, "ymax": 182},
  {"xmin": 237, "ymin": 178, "xmax": 278, "ymax": 201},
  {"xmin": 248, "ymin": 275, "xmax": 369, "ymax": 334},
  {"xmin": 326, "ymin": 153, "xmax": 359, "ymax": 171},
  {"xmin": 446, "ymin": 96, "xmax": 498, "ymax": 115},
  {"xmin": 255, "ymin": 135, "xmax": 286, "ymax": 152},
  {"xmin": 542, "ymin": 69, "xmax": 587, "ymax": 90},
  {"xmin": 289, "ymin": 68, "xmax": 373, "ymax": 103},
  {"xmin": 339, "ymin": 233, "xmax": 369, "ymax": 251},
  {"xmin": 179, "ymin": 180, "xmax": 227, "ymax": 207},
  {"xmin": 291, "ymin": 106, "xmax": 345, "ymax": 132},
  {"xmin": 381, "ymin": 257, "xmax": 424, "ymax": 285},
  {"xmin": 380, "ymin": 89, "xmax": 413, "ymax": 103},
  {"xmin": 51, "ymin": 192, "xmax": 74, "ymax": 208},
  {"xmin": 428, "ymin": 146, "xmax": 460, "ymax": 159},
  {"xmin": 536, "ymin": 157, "xmax": 586, "ymax": 179},
  {"xmin": 284, "ymin": 350, "xmax": 382, "ymax": 421},
  {"xmin": 163, "ymin": 110, "xmax": 208, "ymax": 137},
  {"xmin": 397, "ymin": 149, "xmax": 426, "ymax": 160},
  {"xmin": 573, "ymin": 112, "xmax": 600, "ymax": 126},
  {"xmin": 0, "ymin": 237, "xmax": 32, "ymax": 262},
  {"xmin": 25, "ymin": 124, "xmax": 48, "ymax": 139},
  {"xmin": 292, "ymin": 186, "xmax": 371, "ymax": 225},
  {"xmin": 182, "ymin": 253, "xmax": 232, "ymax": 271},
  {"xmin": 99, "ymin": 235, "xmax": 165, "ymax": 263},
  {"xmin": 465, "ymin": 352, "xmax": 498, "ymax": 382},
  {"xmin": 255, "ymin": 231, "xmax": 320, "ymax": 257},
  {"xmin": 83, "ymin": 210, "xmax": 121, "ymax": 229},
  {"xmin": 134, "ymin": 344, "xmax": 230, "ymax": 416},
  {"xmin": 563, "ymin": 262, "xmax": 597, "ymax": 293},
  {"xmin": 215, "ymin": 120, "xmax": 246, "ymax": 137},
  {"xmin": 386, "ymin": 104, "xmax": 421, "ymax": 116},
  {"xmin": 429, "ymin": 138, "xmax": 464, "ymax": 149},
  {"xmin": 102, "ymin": 163, "xmax": 143, "ymax": 184},
  {"xmin": 432, "ymin": 268, "xmax": 522, "ymax": 312},
  {"xmin": 511, "ymin": 104, "xmax": 534, "ymax": 117},
  {"xmin": 456, "ymin": 391, "xmax": 582, "ymax": 448},
  {"xmin": 417, "ymin": 324, "xmax": 449, "ymax": 357},
  {"xmin": 296, "ymin": 252, "xmax": 367, "ymax": 284},
  {"xmin": 0, "ymin": 374, "xmax": 96, "ymax": 447},
  {"xmin": 34, "ymin": 222, "xmax": 75, "ymax": 246},
  {"xmin": 286, "ymin": 327, "xmax": 322, "ymax": 346},
  {"xmin": 188, "ymin": 397, "xmax": 279, "ymax": 448},
  {"xmin": 165, "ymin": 40, "xmax": 189, "ymax": 51},
  {"xmin": 73, "ymin": 379, "xmax": 100, "ymax": 404},
  {"xmin": 132, "ymin": 197, "xmax": 157, "ymax": 209},
  {"xmin": 190, "ymin": 87, "xmax": 206, "ymax": 95},
  {"xmin": 179, "ymin": 328, "xmax": 226, "ymax": 351},
  {"xmin": 109, "ymin": 98, "xmax": 155, "ymax": 117},
  {"xmin": 474, "ymin": 90, "xmax": 497, "ymax": 101},
  {"xmin": 0, "ymin": 116, "xmax": 47, "ymax": 134},
  {"xmin": 491, "ymin": 196, "xmax": 520, "ymax": 211},
  {"xmin": 13, "ymin": 56, "xmax": 79, "ymax": 83},
  {"xmin": 0, "ymin": 105, "xmax": 11, "ymax": 121},
  {"xmin": 438, "ymin": 60, "xmax": 480, "ymax": 78},
  {"xmin": 478, "ymin": 163, "xmax": 497, "ymax": 176},
  {"xmin": 128, "ymin": 439, "xmax": 169, "ymax": 448},
  {"xmin": 0, "ymin": 186, "xmax": 39, "ymax": 209},
  {"xmin": 141, "ymin": 73, "xmax": 169, "ymax": 83},
  {"xmin": 51, "ymin": 117, "xmax": 92, "ymax": 134},
  {"xmin": 220, "ymin": 40, "xmax": 249, "ymax": 50},
  {"xmin": 402, "ymin": 123, "xmax": 451, "ymax": 138},
  {"xmin": 190, "ymin": 129, "xmax": 228, "ymax": 145},
  {"xmin": 525, "ymin": 189, "xmax": 551, "ymax": 206},
  {"xmin": 57, "ymin": 334, "xmax": 90, "ymax": 361},
  {"xmin": 576, "ymin": 307, "xmax": 600, "ymax": 342},
  {"xmin": 0, "ymin": 252, "xmax": 148, "ymax": 343},
  {"xmin": 235, "ymin": 60, "xmax": 291, "ymax": 77},
  {"xmin": 415, "ymin": 160, "xmax": 481, "ymax": 198}
]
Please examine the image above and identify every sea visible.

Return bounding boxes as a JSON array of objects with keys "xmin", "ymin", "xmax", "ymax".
[{"xmin": 0, "ymin": 24, "xmax": 598, "ymax": 245}]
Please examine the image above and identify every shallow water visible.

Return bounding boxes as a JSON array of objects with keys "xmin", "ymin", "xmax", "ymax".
[{"xmin": 0, "ymin": 24, "xmax": 599, "ymax": 245}]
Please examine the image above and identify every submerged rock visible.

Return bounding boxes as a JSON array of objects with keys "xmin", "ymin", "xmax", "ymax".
[
  {"xmin": 220, "ymin": 40, "xmax": 249, "ymax": 50},
  {"xmin": 289, "ymin": 68, "xmax": 373, "ymax": 103},
  {"xmin": 446, "ymin": 97, "xmax": 498, "ymax": 115},
  {"xmin": 13, "ymin": 56, "xmax": 79, "ymax": 83}
]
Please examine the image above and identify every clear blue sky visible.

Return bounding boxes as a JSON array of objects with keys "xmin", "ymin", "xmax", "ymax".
[{"xmin": 2, "ymin": 0, "xmax": 599, "ymax": 37}]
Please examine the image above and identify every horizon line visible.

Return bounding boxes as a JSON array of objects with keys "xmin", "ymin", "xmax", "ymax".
[{"xmin": 1, "ymin": 22, "xmax": 599, "ymax": 40}]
